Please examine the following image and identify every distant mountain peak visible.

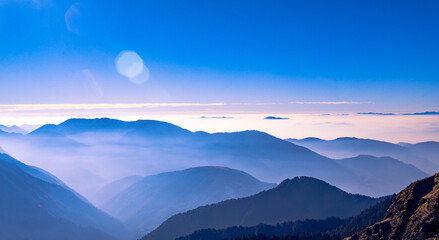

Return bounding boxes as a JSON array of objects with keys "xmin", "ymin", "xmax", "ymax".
[
  {"xmin": 0, "ymin": 124, "xmax": 28, "ymax": 134},
  {"xmin": 30, "ymin": 117, "xmax": 193, "ymax": 137}
]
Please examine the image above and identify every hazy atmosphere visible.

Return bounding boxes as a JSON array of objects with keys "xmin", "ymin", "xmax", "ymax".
[{"xmin": 1, "ymin": 1, "xmax": 438, "ymax": 240}]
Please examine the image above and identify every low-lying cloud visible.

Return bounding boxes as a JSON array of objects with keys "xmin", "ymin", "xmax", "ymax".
[
  {"xmin": 200, "ymin": 116, "xmax": 234, "ymax": 119},
  {"xmin": 293, "ymin": 101, "xmax": 364, "ymax": 105}
]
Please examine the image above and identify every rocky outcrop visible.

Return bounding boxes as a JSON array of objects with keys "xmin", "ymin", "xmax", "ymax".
[{"xmin": 347, "ymin": 173, "xmax": 439, "ymax": 240}]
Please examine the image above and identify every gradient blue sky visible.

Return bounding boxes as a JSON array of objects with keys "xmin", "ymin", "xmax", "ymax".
[{"xmin": 0, "ymin": 0, "xmax": 438, "ymax": 141}]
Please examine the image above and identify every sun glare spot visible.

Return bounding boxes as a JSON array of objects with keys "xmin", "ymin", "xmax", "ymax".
[{"xmin": 115, "ymin": 51, "xmax": 149, "ymax": 84}]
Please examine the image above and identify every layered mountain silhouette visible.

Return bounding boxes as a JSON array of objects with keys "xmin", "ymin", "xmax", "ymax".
[
  {"xmin": 287, "ymin": 137, "xmax": 439, "ymax": 174},
  {"xmin": 0, "ymin": 153, "xmax": 124, "ymax": 240},
  {"xmin": 347, "ymin": 172, "xmax": 439, "ymax": 240},
  {"xmin": 0, "ymin": 124, "xmax": 28, "ymax": 134},
  {"xmin": 142, "ymin": 176, "xmax": 379, "ymax": 240},
  {"xmin": 177, "ymin": 197, "xmax": 394, "ymax": 240},
  {"xmin": 101, "ymin": 166, "xmax": 275, "ymax": 238},
  {"xmin": 335, "ymin": 155, "xmax": 426, "ymax": 195},
  {"xmin": 399, "ymin": 141, "xmax": 439, "ymax": 170},
  {"xmin": 7, "ymin": 118, "xmax": 426, "ymax": 198}
]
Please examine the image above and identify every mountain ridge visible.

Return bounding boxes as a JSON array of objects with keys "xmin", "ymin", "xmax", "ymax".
[
  {"xmin": 0, "ymin": 153, "xmax": 124, "ymax": 240},
  {"xmin": 101, "ymin": 166, "xmax": 275, "ymax": 238},
  {"xmin": 142, "ymin": 176, "xmax": 379, "ymax": 240},
  {"xmin": 347, "ymin": 172, "xmax": 439, "ymax": 240}
]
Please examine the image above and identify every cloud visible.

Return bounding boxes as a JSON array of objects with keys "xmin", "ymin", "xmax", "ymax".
[
  {"xmin": 264, "ymin": 116, "xmax": 289, "ymax": 120},
  {"xmin": 0, "ymin": 103, "xmax": 227, "ymax": 112},
  {"xmin": 0, "ymin": 102, "xmax": 284, "ymax": 113},
  {"xmin": 358, "ymin": 111, "xmax": 439, "ymax": 116},
  {"xmin": 200, "ymin": 116, "xmax": 234, "ymax": 119},
  {"xmin": 320, "ymin": 113, "xmax": 350, "ymax": 116},
  {"xmin": 313, "ymin": 122, "xmax": 350, "ymax": 126},
  {"xmin": 293, "ymin": 101, "xmax": 364, "ymax": 105}
]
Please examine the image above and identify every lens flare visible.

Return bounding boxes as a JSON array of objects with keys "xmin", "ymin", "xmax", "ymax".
[
  {"xmin": 65, "ymin": 3, "xmax": 82, "ymax": 34},
  {"xmin": 115, "ymin": 51, "xmax": 149, "ymax": 84}
]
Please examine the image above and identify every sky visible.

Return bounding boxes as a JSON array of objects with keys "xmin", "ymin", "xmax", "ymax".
[{"xmin": 0, "ymin": 0, "xmax": 438, "ymax": 142}]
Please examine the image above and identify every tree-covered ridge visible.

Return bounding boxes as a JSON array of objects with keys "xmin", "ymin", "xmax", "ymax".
[{"xmin": 177, "ymin": 196, "xmax": 393, "ymax": 240}]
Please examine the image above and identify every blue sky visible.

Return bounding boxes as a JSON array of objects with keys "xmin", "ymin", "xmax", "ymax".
[{"xmin": 0, "ymin": 0, "xmax": 438, "ymax": 121}]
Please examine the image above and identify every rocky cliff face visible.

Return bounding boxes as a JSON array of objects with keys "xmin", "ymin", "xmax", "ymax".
[{"xmin": 347, "ymin": 173, "xmax": 439, "ymax": 240}]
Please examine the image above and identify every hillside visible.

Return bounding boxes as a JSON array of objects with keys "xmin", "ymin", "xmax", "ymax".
[
  {"xmin": 101, "ymin": 166, "xmax": 275, "ymax": 238},
  {"xmin": 177, "ymin": 197, "xmax": 394, "ymax": 240},
  {"xmin": 336, "ymin": 155, "xmax": 427, "ymax": 195},
  {"xmin": 347, "ymin": 173, "xmax": 439, "ymax": 240},
  {"xmin": 142, "ymin": 176, "xmax": 379, "ymax": 240},
  {"xmin": 0, "ymin": 153, "xmax": 124, "ymax": 240}
]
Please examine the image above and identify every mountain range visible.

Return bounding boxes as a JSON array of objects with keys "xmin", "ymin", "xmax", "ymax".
[
  {"xmin": 142, "ymin": 176, "xmax": 380, "ymax": 240},
  {"xmin": 287, "ymin": 137, "xmax": 439, "ymax": 174},
  {"xmin": 0, "ymin": 118, "xmax": 426, "ymax": 199},
  {"xmin": 0, "ymin": 124, "xmax": 28, "ymax": 134},
  {"xmin": 0, "ymin": 118, "xmax": 437, "ymax": 240},
  {"xmin": 173, "ymin": 172, "xmax": 439, "ymax": 240}
]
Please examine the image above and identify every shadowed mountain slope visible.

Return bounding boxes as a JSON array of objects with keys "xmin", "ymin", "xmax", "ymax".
[
  {"xmin": 142, "ymin": 176, "xmax": 379, "ymax": 240},
  {"xmin": 177, "ymin": 196, "xmax": 394, "ymax": 240},
  {"xmin": 0, "ymin": 153, "xmax": 124, "ymax": 240},
  {"xmin": 101, "ymin": 166, "xmax": 275, "ymax": 238}
]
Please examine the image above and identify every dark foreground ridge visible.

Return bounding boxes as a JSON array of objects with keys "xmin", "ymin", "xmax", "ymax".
[{"xmin": 347, "ymin": 172, "xmax": 439, "ymax": 240}]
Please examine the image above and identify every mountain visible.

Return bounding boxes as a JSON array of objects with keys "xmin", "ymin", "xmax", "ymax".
[
  {"xmin": 30, "ymin": 117, "xmax": 192, "ymax": 139},
  {"xmin": 0, "ymin": 124, "xmax": 28, "ymax": 134},
  {"xmin": 335, "ymin": 155, "xmax": 427, "ymax": 196},
  {"xmin": 178, "ymin": 218, "xmax": 346, "ymax": 240},
  {"xmin": 93, "ymin": 175, "xmax": 143, "ymax": 205},
  {"xmin": 101, "ymin": 166, "xmax": 275, "ymax": 238},
  {"xmin": 400, "ymin": 141, "xmax": 439, "ymax": 169},
  {"xmin": 287, "ymin": 137, "xmax": 438, "ymax": 174},
  {"xmin": 0, "ymin": 153, "xmax": 89, "ymax": 202},
  {"xmin": 9, "ymin": 118, "xmax": 427, "ymax": 198},
  {"xmin": 347, "ymin": 172, "xmax": 439, "ymax": 240},
  {"xmin": 177, "ymin": 197, "xmax": 394, "ymax": 240},
  {"xmin": 0, "ymin": 153, "xmax": 124, "ymax": 240},
  {"xmin": 142, "ymin": 176, "xmax": 379, "ymax": 240}
]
